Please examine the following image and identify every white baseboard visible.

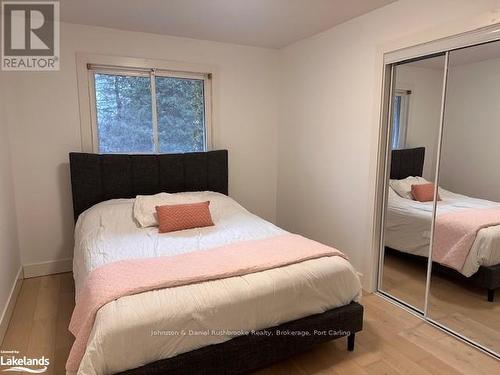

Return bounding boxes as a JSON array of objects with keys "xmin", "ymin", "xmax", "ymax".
[
  {"xmin": 0, "ymin": 266, "xmax": 23, "ymax": 346},
  {"xmin": 23, "ymin": 258, "xmax": 73, "ymax": 278}
]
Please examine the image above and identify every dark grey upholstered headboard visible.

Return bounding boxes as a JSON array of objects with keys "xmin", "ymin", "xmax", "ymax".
[
  {"xmin": 69, "ymin": 150, "xmax": 228, "ymax": 221},
  {"xmin": 390, "ymin": 147, "xmax": 425, "ymax": 180}
]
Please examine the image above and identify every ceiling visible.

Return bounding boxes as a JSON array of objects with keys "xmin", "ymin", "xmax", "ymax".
[{"xmin": 59, "ymin": 0, "xmax": 395, "ymax": 49}]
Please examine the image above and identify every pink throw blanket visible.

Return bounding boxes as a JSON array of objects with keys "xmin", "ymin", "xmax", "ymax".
[
  {"xmin": 433, "ymin": 207, "xmax": 500, "ymax": 271},
  {"xmin": 66, "ymin": 234, "xmax": 347, "ymax": 372}
]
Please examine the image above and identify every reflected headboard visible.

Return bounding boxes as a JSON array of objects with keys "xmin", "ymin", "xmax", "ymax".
[
  {"xmin": 390, "ymin": 147, "xmax": 425, "ymax": 180},
  {"xmin": 69, "ymin": 150, "xmax": 228, "ymax": 221}
]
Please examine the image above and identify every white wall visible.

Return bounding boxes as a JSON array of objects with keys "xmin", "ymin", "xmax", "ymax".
[
  {"xmin": 0, "ymin": 71, "xmax": 21, "ymax": 336},
  {"xmin": 2, "ymin": 23, "xmax": 279, "ymax": 267},
  {"xmin": 277, "ymin": 0, "xmax": 500, "ymax": 288},
  {"xmin": 439, "ymin": 56, "xmax": 500, "ymax": 201},
  {"xmin": 395, "ymin": 64, "xmax": 444, "ymax": 181}
]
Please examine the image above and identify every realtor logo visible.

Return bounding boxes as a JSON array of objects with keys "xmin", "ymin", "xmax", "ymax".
[
  {"xmin": 0, "ymin": 350, "xmax": 49, "ymax": 373},
  {"xmin": 1, "ymin": 1, "xmax": 59, "ymax": 70}
]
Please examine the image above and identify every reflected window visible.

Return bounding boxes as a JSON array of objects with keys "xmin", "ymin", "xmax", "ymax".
[{"xmin": 391, "ymin": 90, "xmax": 410, "ymax": 149}]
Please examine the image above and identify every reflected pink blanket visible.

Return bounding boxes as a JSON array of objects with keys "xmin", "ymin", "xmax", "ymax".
[
  {"xmin": 433, "ymin": 207, "xmax": 500, "ymax": 271},
  {"xmin": 66, "ymin": 234, "xmax": 347, "ymax": 372}
]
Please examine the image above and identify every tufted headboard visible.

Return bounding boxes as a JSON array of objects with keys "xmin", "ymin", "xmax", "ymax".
[
  {"xmin": 390, "ymin": 147, "xmax": 425, "ymax": 180},
  {"xmin": 69, "ymin": 150, "xmax": 228, "ymax": 221}
]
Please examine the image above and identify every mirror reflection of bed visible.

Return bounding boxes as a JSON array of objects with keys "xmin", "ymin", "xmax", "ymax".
[
  {"xmin": 383, "ymin": 148, "xmax": 500, "ymax": 353},
  {"xmin": 380, "ymin": 44, "xmax": 500, "ymax": 355}
]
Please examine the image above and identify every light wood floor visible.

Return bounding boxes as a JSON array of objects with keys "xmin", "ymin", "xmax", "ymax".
[
  {"xmin": 381, "ymin": 251, "xmax": 428, "ymax": 311},
  {"xmin": 1, "ymin": 273, "xmax": 498, "ymax": 374},
  {"xmin": 382, "ymin": 251, "xmax": 500, "ymax": 354}
]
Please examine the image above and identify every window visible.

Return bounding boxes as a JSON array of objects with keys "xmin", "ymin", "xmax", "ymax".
[
  {"xmin": 391, "ymin": 90, "xmax": 410, "ymax": 149},
  {"xmin": 87, "ymin": 63, "xmax": 211, "ymax": 154}
]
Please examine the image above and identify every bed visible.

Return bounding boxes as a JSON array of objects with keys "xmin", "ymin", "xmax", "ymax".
[
  {"xmin": 385, "ymin": 147, "xmax": 500, "ymax": 302},
  {"xmin": 68, "ymin": 150, "xmax": 363, "ymax": 375}
]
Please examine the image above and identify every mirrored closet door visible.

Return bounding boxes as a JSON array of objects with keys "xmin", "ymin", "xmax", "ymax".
[
  {"xmin": 380, "ymin": 54, "xmax": 446, "ymax": 312},
  {"xmin": 378, "ymin": 37, "xmax": 500, "ymax": 359},
  {"xmin": 428, "ymin": 42, "xmax": 500, "ymax": 355}
]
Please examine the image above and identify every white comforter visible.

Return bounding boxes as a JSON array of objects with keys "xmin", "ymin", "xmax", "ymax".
[
  {"xmin": 72, "ymin": 192, "xmax": 361, "ymax": 375},
  {"xmin": 385, "ymin": 187, "xmax": 500, "ymax": 276}
]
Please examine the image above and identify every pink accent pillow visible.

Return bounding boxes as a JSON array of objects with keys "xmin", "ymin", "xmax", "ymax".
[
  {"xmin": 156, "ymin": 201, "xmax": 214, "ymax": 233},
  {"xmin": 411, "ymin": 183, "xmax": 440, "ymax": 202}
]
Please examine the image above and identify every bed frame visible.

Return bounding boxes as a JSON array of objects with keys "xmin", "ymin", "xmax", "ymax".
[
  {"xmin": 69, "ymin": 150, "xmax": 364, "ymax": 374},
  {"xmin": 389, "ymin": 147, "xmax": 500, "ymax": 302}
]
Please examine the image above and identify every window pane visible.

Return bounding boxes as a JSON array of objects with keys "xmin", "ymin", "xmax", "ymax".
[
  {"xmin": 155, "ymin": 77, "xmax": 205, "ymax": 153},
  {"xmin": 94, "ymin": 73, "xmax": 153, "ymax": 153},
  {"xmin": 391, "ymin": 95, "xmax": 402, "ymax": 149}
]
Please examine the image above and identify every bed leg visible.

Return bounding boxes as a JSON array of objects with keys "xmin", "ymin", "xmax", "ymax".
[
  {"xmin": 347, "ymin": 333, "xmax": 355, "ymax": 351},
  {"xmin": 487, "ymin": 289, "xmax": 494, "ymax": 302}
]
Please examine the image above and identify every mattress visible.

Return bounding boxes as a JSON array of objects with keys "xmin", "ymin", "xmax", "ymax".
[
  {"xmin": 385, "ymin": 187, "xmax": 500, "ymax": 276},
  {"xmin": 72, "ymin": 192, "xmax": 362, "ymax": 375}
]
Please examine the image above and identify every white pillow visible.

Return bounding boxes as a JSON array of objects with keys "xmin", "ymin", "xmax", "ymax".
[
  {"xmin": 389, "ymin": 176, "xmax": 429, "ymax": 200},
  {"xmin": 133, "ymin": 192, "xmax": 202, "ymax": 227}
]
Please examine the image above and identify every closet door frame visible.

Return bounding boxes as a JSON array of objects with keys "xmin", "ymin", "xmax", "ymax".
[
  {"xmin": 423, "ymin": 51, "xmax": 449, "ymax": 317},
  {"xmin": 375, "ymin": 23, "xmax": 500, "ymax": 360}
]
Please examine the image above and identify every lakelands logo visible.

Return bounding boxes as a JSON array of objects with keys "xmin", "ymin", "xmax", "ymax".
[
  {"xmin": 1, "ymin": 0, "xmax": 60, "ymax": 70},
  {"xmin": 0, "ymin": 351, "xmax": 49, "ymax": 373}
]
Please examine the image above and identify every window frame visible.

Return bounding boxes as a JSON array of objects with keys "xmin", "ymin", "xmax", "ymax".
[{"xmin": 76, "ymin": 53, "xmax": 215, "ymax": 154}]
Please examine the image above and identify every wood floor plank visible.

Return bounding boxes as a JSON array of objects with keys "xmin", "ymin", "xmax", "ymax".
[
  {"xmin": 399, "ymin": 324, "xmax": 498, "ymax": 375},
  {"xmin": 349, "ymin": 340, "xmax": 383, "ymax": 367},
  {"xmin": 416, "ymin": 355, "xmax": 466, "ymax": 375},
  {"xmin": 363, "ymin": 359, "xmax": 403, "ymax": 375},
  {"xmin": 1, "ymin": 277, "xmax": 41, "ymax": 353},
  {"xmin": 1, "ymin": 273, "xmax": 498, "ymax": 375}
]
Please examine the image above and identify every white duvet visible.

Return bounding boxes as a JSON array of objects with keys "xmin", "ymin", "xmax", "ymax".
[
  {"xmin": 72, "ymin": 192, "xmax": 362, "ymax": 375},
  {"xmin": 385, "ymin": 187, "xmax": 500, "ymax": 276}
]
